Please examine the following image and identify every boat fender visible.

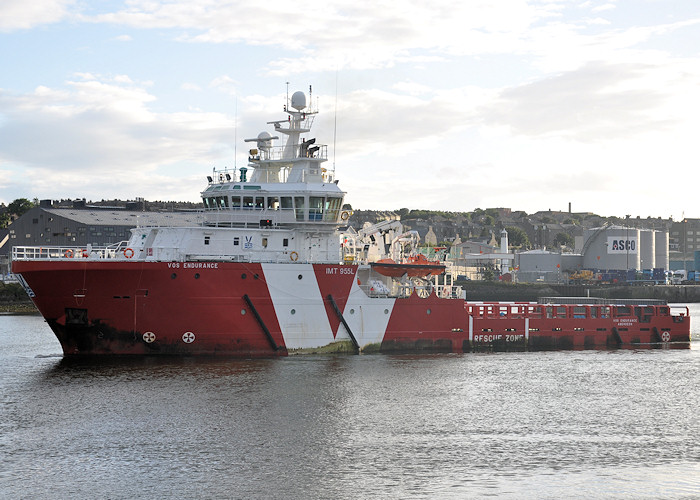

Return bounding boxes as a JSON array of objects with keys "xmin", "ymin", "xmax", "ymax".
[
  {"xmin": 123, "ymin": 248, "xmax": 135, "ymax": 259},
  {"xmin": 64, "ymin": 249, "xmax": 73, "ymax": 259},
  {"xmin": 81, "ymin": 249, "xmax": 88, "ymax": 258},
  {"xmin": 290, "ymin": 251, "xmax": 299, "ymax": 262},
  {"xmin": 340, "ymin": 211, "xmax": 350, "ymax": 221},
  {"xmin": 652, "ymin": 327, "xmax": 662, "ymax": 342}
]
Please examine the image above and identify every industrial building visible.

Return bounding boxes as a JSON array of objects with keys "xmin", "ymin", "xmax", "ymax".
[
  {"xmin": 516, "ymin": 226, "xmax": 675, "ymax": 283},
  {"xmin": 0, "ymin": 206, "xmax": 201, "ymax": 276}
]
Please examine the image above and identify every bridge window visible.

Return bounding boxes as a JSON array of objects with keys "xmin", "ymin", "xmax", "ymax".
[
  {"xmin": 281, "ymin": 197, "xmax": 293, "ymax": 212},
  {"xmin": 255, "ymin": 197, "xmax": 264, "ymax": 209},
  {"xmin": 243, "ymin": 196, "xmax": 254, "ymax": 209},
  {"xmin": 310, "ymin": 197, "xmax": 323, "ymax": 220},
  {"xmin": 267, "ymin": 196, "xmax": 280, "ymax": 210},
  {"xmin": 231, "ymin": 196, "xmax": 241, "ymax": 208},
  {"xmin": 325, "ymin": 197, "xmax": 342, "ymax": 221},
  {"xmin": 294, "ymin": 197, "xmax": 305, "ymax": 221}
]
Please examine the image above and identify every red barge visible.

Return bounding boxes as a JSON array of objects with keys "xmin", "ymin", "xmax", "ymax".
[{"xmin": 11, "ymin": 88, "xmax": 691, "ymax": 356}]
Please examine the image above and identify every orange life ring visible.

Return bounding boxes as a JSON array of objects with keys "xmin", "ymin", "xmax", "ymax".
[
  {"xmin": 290, "ymin": 251, "xmax": 299, "ymax": 262},
  {"xmin": 64, "ymin": 249, "xmax": 73, "ymax": 258},
  {"xmin": 123, "ymin": 248, "xmax": 135, "ymax": 259},
  {"xmin": 81, "ymin": 249, "xmax": 88, "ymax": 258}
]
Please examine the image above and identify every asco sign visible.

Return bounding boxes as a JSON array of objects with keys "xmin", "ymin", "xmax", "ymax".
[{"xmin": 607, "ymin": 236, "xmax": 637, "ymax": 254}]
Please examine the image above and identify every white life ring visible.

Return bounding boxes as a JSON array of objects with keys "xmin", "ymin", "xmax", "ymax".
[
  {"xmin": 123, "ymin": 248, "xmax": 134, "ymax": 259},
  {"xmin": 290, "ymin": 251, "xmax": 299, "ymax": 262},
  {"xmin": 661, "ymin": 331, "xmax": 671, "ymax": 342}
]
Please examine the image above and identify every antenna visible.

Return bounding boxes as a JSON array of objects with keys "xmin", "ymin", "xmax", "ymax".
[
  {"xmin": 285, "ymin": 82, "xmax": 289, "ymax": 112},
  {"xmin": 234, "ymin": 97, "xmax": 237, "ymax": 170},
  {"xmin": 333, "ymin": 71, "xmax": 338, "ymax": 170}
]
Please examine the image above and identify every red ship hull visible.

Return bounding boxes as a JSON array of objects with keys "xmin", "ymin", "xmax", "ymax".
[{"xmin": 12, "ymin": 260, "xmax": 691, "ymax": 356}]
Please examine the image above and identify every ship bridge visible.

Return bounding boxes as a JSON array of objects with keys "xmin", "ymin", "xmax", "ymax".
[{"xmin": 200, "ymin": 88, "xmax": 346, "ymax": 229}]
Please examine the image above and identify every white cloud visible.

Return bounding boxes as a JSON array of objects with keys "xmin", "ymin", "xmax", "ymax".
[
  {"xmin": 1, "ymin": 0, "xmax": 699, "ymax": 220},
  {"xmin": 0, "ymin": 0, "xmax": 76, "ymax": 31},
  {"xmin": 0, "ymin": 76, "xmax": 236, "ymax": 202},
  {"xmin": 592, "ymin": 2, "xmax": 616, "ymax": 13}
]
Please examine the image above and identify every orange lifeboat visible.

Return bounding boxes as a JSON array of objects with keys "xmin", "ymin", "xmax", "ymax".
[{"xmin": 370, "ymin": 254, "xmax": 445, "ymax": 278}]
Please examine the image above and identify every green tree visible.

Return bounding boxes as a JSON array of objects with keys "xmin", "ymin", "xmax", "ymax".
[
  {"xmin": 0, "ymin": 212, "xmax": 10, "ymax": 229},
  {"xmin": 553, "ymin": 232, "xmax": 574, "ymax": 248},
  {"xmin": 482, "ymin": 265, "xmax": 496, "ymax": 281},
  {"xmin": 8, "ymin": 198, "xmax": 34, "ymax": 217},
  {"xmin": 504, "ymin": 226, "xmax": 530, "ymax": 249}
]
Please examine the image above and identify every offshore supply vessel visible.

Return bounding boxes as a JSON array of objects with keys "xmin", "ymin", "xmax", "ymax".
[{"xmin": 11, "ymin": 89, "xmax": 691, "ymax": 356}]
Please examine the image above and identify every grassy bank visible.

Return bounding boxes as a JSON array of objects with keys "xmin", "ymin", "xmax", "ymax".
[{"xmin": 0, "ymin": 282, "xmax": 37, "ymax": 313}]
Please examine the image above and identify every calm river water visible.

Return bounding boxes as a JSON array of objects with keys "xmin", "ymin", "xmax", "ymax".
[{"xmin": 2, "ymin": 305, "xmax": 699, "ymax": 499}]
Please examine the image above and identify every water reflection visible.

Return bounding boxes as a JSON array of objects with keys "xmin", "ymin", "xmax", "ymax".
[{"xmin": 2, "ymin": 307, "xmax": 699, "ymax": 498}]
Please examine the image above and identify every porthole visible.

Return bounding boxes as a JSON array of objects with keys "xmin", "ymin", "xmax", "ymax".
[
  {"xmin": 254, "ymin": 274, "xmax": 259, "ymax": 280},
  {"xmin": 384, "ymin": 309, "xmax": 389, "ymax": 314},
  {"xmin": 291, "ymin": 309, "xmax": 296, "ymax": 315},
  {"xmin": 298, "ymin": 274, "xmax": 303, "ymax": 280},
  {"xmin": 241, "ymin": 309, "xmax": 246, "ymax": 315},
  {"xmin": 241, "ymin": 273, "xmax": 247, "ymax": 279},
  {"xmin": 350, "ymin": 309, "xmax": 355, "ymax": 314},
  {"xmin": 171, "ymin": 273, "xmax": 177, "ymax": 279},
  {"xmin": 194, "ymin": 273, "xmax": 200, "ymax": 279},
  {"xmin": 427, "ymin": 309, "xmax": 431, "ymax": 315}
]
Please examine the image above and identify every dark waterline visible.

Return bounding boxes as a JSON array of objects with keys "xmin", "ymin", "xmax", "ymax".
[{"xmin": 1, "ymin": 307, "xmax": 699, "ymax": 499}]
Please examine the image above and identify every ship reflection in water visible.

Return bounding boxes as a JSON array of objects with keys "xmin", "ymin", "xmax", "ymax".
[{"xmin": 2, "ymin": 308, "xmax": 699, "ymax": 499}]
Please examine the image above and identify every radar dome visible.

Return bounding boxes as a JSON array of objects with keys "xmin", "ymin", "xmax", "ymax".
[
  {"xmin": 257, "ymin": 131, "xmax": 272, "ymax": 141},
  {"xmin": 290, "ymin": 91, "xmax": 307, "ymax": 111}
]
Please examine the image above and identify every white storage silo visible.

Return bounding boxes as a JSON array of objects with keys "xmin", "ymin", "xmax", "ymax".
[
  {"xmin": 639, "ymin": 230, "xmax": 655, "ymax": 270},
  {"xmin": 582, "ymin": 226, "xmax": 640, "ymax": 270},
  {"xmin": 654, "ymin": 230, "xmax": 669, "ymax": 270}
]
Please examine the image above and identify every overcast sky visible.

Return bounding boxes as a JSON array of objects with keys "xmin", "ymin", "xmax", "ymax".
[{"xmin": 1, "ymin": 0, "xmax": 698, "ymax": 219}]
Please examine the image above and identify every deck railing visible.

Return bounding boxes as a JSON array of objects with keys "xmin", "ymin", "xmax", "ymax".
[{"xmin": 11, "ymin": 242, "xmax": 129, "ymax": 260}]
